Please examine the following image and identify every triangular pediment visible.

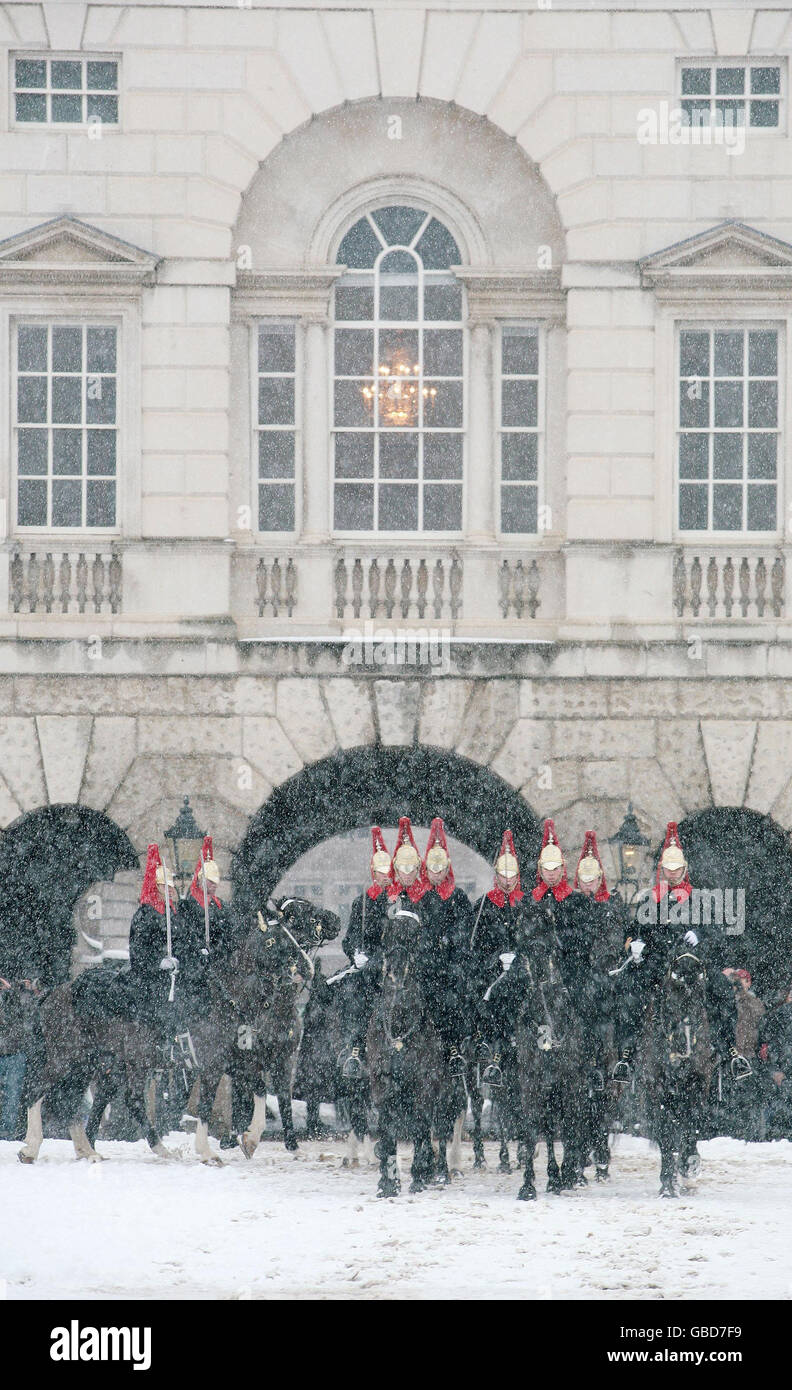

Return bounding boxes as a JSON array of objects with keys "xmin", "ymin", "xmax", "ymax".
[
  {"xmin": 641, "ymin": 221, "xmax": 792, "ymax": 292},
  {"xmin": 0, "ymin": 217, "xmax": 158, "ymax": 284}
]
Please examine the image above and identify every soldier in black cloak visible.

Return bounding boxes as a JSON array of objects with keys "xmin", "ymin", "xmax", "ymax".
[
  {"xmin": 470, "ymin": 830, "xmax": 524, "ymax": 1080},
  {"xmin": 336, "ymin": 826, "xmax": 395, "ymax": 1079},
  {"xmin": 179, "ymin": 835, "xmax": 244, "ymax": 966},
  {"xmin": 407, "ymin": 817, "xmax": 474, "ymax": 1078}
]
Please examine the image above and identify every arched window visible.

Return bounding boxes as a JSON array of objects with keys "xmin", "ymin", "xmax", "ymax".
[{"xmin": 332, "ymin": 206, "xmax": 464, "ymax": 533}]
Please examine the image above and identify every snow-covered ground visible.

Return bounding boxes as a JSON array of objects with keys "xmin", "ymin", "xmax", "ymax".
[{"xmin": 3, "ymin": 1128, "xmax": 791, "ymax": 1300}]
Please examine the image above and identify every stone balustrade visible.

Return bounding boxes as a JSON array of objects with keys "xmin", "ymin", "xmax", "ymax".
[
  {"xmin": 333, "ymin": 551, "xmax": 463, "ymax": 622},
  {"xmin": 9, "ymin": 546, "xmax": 122, "ymax": 616},
  {"xmin": 673, "ymin": 548, "xmax": 785, "ymax": 621}
]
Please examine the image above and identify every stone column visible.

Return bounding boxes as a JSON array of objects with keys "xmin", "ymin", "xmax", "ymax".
[
  {"xmin": 465, "ymin": 319, "xmax": 496, "ymax": 542},
  {"xmin": 301, "ymin": 316, "xmax": 331, "ymax": 542}
]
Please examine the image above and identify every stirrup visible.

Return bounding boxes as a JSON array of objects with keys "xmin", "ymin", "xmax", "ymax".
[
  {"xmin": 341, "ymin": 1046, "xmax": 366, "ymax": 1080},
  {"xmin": 447, "ymin": 1047, "xmax": 466, "ymax": 1078},
  {"xmin": 730, "ymin": 1052, "xmax": 753, "ymax": 1082},
  {"xmin": 475, "ymin": 1039, "xmax": 493, "ymax": 1064},
  {"xmin": 482, "ymin": 1059, "xmax": 503, "ymax": 1088},
  {"xmin": 611, "ymin": 1057, "xmax": 632, "ymax": 1082}
]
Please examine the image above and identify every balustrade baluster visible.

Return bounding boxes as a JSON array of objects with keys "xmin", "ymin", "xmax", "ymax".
[
  {"xmin": 755, "ymin": 557, "xmax": 767, "ymax": 618},
  {"xmin": 351, "ymin": 558, "xmax": 363, "ymax": 619},
  {"xmin": 256, "ymin": 558, "xmax": 268, "ymax": 617},
  {"xmin": 333, "ymin": 559, "xmax": 346, "ymax": 620},
  {"xmin": 42, "ymin": 553, "xmax": 55, "ymax": 613},
  {"xmin": 59, "ymin": 554, "xmax": 72, "ymax": 613},
  {"xmin": 384, "ymin": 559, "xmax": 397, "ymax": 619},
  {"xmin": 722, "ymin": 557, "xmax": 734, "ymax": 618},
  {"xmin": 28, "ymin": 552, "xmax": 40, "ymax": 613},
  {"xmin": 690, "ymin": 557, "xmax": 702, "ymax": 617},
  {"xmin": 109, "ymin": 550, "xmax": 122, "ymax": 615},
  {"xmin": 527, "ymin": 559, "xmax": 541, "ymax": 618},
  {"xmin": 672, "ymin": 549, "xmax": 686, "ymax": 617},
  {"xmin": 10, "ymin": 551, "xmax": 23, "ymax": 613},
  {"xmin": 512, "ymin": 560, "xmax": 526, "ymax": 619},
  {"xmin": 285, "ymin": 559, "xmax": 297, "ymax": 617},
  {"xmin": 416, "ymin": 558, "xmax": 428, "ymax": 619},
  {"xmin": 76, "ymin": 554, "xmax": 88, "ymax": 613},
  {"xmin": 432, "ymin": 560, "xmax": 444, "ymax": 620},
  {"xmin": 368, "ymin": 559, "xmax": 379, "ymax": 619},
  {"xmin": 400, "ymin": 559, "xmax": 413, "ymax": 620},
  {"xmin": 450, "ymin": 554, "xmax": 462, "ymax": 620},
  {"xmin": 92, "ymin": 554, "xmax": 105, "ymax": 614},
  {"xmin": 772, "ymin": 555, "xmax": 785, "ymax": 617},
  {"xmin": 498, "ymin": 560, "xmax": 511, "ymax": 618},
  {"xmin": 270, "ymin": 558, "xmax": 282, "ymax": 617},
  {"xmin": 707, "ymin": 556, "xmax": 720, "ymax": 617}
]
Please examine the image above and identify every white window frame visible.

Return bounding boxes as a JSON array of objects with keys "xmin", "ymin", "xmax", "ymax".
[
  {"xmin": 10, "ymin": 51, "xmax": 121, "ymax": 131},
  {"xmin": 0, "ymin": 298, "xmax": 141, "ymax": 541},
  {"xmin": 330, "ymin": 210, "xmax": 467, "ymax": 540},
  {"xmin": 676, "ymin": 57, "xmax": 786, "ymax": 136},
  {"xmin": 496, "ymin": 322, "xmax": 545, "ymax": 538},
  {"xmin": 673, "ymin": 317, "xmax": 785, "ymax": 543},
  {"xmin": 250, "ymin": 318, "xmax": 301, "ymax": 537}
]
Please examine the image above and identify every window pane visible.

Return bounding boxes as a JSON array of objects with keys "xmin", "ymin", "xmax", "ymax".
[
  {"xmin": 379, "ymin": 484, "xmax": 418, "ymax": 530},
  {"xmin": 334, "ymin": 380, "xmax": 370, "ymax": 428},
  {"xmin": 713, "ymin": 483, "xmax": 743, "ymax": 530},
  {"xmin": 747, "ymin": 485, "xmax": 776, "ymax": 530},
  {"xmin": 335, "ymin": 434, "xmax": 373, "ymax": 479},
  {"xmin": 52, "ymin": 429, "xmax": 82, "ymax": 475},
  {"xmin": 16, "ymin": 93, "xmax": 46, "ymax": 121},
  {"xmin": 334, "ymin": 287, "xmax": 374, "ymax": 321},
  {"xmin": 424, "ymin": 380, "xmax": 462, "ymax": 428},
  {"xmin": 379, "ymin": 433, "xmax": 418, "ymax": 478},
  {"xmin": 713, "ymin": 380, "xmax": 742, "ymax": 427},
  {"xmin": 748, "ymin": 330, "xmax": 777, "ymax": 376},
  {"xmin": 336, "ymin": 218, "xmax": 382, "ymax": 269},
  {"xmin": 52, "ymin": 61, "xmax": 83, "ymax": 89},
  {"xmin": 52, "ymin": 324, "xmax": 83, "ymax": 371},
  {"xmin": 502, "ymin": 433, "xmax": 538, "ymax": 481},
  {"xmin": 258, "ymin": 327, "xmax": 294, "ymax": 373},
  {"xmin": 424, "ymin": 434, "xmax": 463, "ymax": 479},
  {"xmin": 86, "ymin": 480, "xmax": 115, "ymax": 527},
  {"xmin": 258, "ymin": 483, "xmax": 294, "ymax": 531},
  {"xmin": 87, "ymin": 61, "xmax": 117, "ymax": 90},
  {"xmin": 679, "ymin": 432, "xmax": 709, "ymax": 480},
  {"xmin": 424, "ymin": 484, "xmax": 462, "ymax": 531},
  {"xmin": 679, "ymin": 484, "xmax": 708, "ymax": 530},
  {"xmin": 52, "ymin": 94, "xmax": 83, "ymax": 123},
  {"xmin": 715, "ymin": 67, "xmax": 745, "ymax": 95},
  {"xmin": 258, "ymin": 432, "xmax": 294, "ymax": 479},
  {"xmin": 258, "ymin": 378, "xmax": 294, "ymax": 426},
  {"xmin": 17, "ymin": 478, "xmax": 47, "ymax": 526},
  {"xmin": 54, "ymin": 374, "xmax": 86, "ymax": 427},
  {"xmin": 750, "ymin": 100, "xmax": 779, "ymax": 128},
  {"xmin": 713, "ymin": 330, "xmax": 743, "ymax": 376},
  {"xmin": 414, "ymin": 218, "xmax": 461, "ymax": 269},
  {"xmin": 86, "ymin": 94, "xmax": 118, "ymax": 124},
  {"xmin": 334, "ymin": 329, "xmax": 373, "ymax": 377},
  {"xmin": 751, "ymin": 66, "xmax": 780, "ymax": 94},
  {"xmin": 681, "ymin": 99, "xmax": 710, "ymax": 127},
  {"xmin": 378, "ymin": 328, "xmax": 419, "ymax": 369},
  {"xmin": 16, "ymin": 59, "xmax": 46, "ymax": 88},
  {"xmin": 86, "ymin": 377, "xmax": 116, "ymax": 425},
  {"xmin": 380, "ymin": 250, "xmax": 417, "ymax": 275},
  {"xmin": 379, "ymin": 286, "xmax": 418, "ymax": 321},
  {"xmin": 747, "ymin": 433, "xmax": 776, "ymax": 480},
  {"xmin": 712, "ymin": 432, "xmax": 742, "ymax": 479},
  {"xmin": 371, "ymin": 206, "xmax": 426, "ymax": 246},
  {"xmin": 334, "ymin": 483, "xmax": 373, "ymax": 530},
  {"xmin": 423, "ymin": 329, "xmax": 462, "ymax": 376},
  {"xmin": 748, "ymin": 379, "xmax": 777, "ymax": 428},
  {"xmin": 52, "ymin": 479, "xmax": 82, "ymax": 527},
  {"xmin": 87, "ymin": 326, "xmax": 116, "ymax": 372},
  {"xmin": 87, "ymin": 429, "xmax": 116, "ymax": 476},
  {"xmin": 18, "ymin": 429, "xmax": 48, "ymax": 475},
  {"xmin": 18, "ymin": 325, "xmax": 47, "ymax": 372},
  {"xmin": 423, "ymin": 284, "xmax": 462, "ymax": 321},
  {"xmin": 501, "ymin": 485, "xmax": 538, "ymax": 534},
  {"xmin": 502, "ymin": 333, "xmax": 539, "ymax": 375},
  {"xmin": 17, "ymin": 377, "xmax": 47, "ymax": 423},
  {"xmin": 681, "ymin": 67, "xmax": 711, "ymax": 95},
  {"xmin": 502, "ymin": 379, "xmax": 538, "ymax": 427},
  {"xmin": 680, "ymin": 330, "xmax": 710, "ymax": 377},
  {"xmin": 715, "ymin": 99, "xmax": 745, "ymax": 127}
]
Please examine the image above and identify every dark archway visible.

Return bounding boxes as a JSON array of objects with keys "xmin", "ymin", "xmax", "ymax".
[
  {"xmin": 673, "ymin": 807, "xmax": 792, "ymax": 999},
  {"xmin": 232, "ymin": 745, "xmax": 541, "ymax": 918},
  {"xmin": 0, "ymin": 805, "xmax": 139, "ymax": 986}
]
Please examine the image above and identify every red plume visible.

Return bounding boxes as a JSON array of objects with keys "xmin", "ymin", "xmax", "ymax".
[
  {"xmin": 140, "ymin": 843, "xmax": 166, "ymax": 915},
  {"xmin": 387, "ymin": 816, "xmax": 429, "ymax": 903},
  {"xmin": 189, "ymin": 835, "xmax": 222, "ymax": 909},
  {"xmin": 652, "ymin": 821, "xmax": 692, "ymax": 903},
  {"xmin": 367, "ymin": 825, "xmax": 394, "ymax": 900},
  {"xmin": 574, "ymin": 830, "xmax": 610, "ymax": 902},
  {"xmin": 422, "ymin": 817, "xmax": 455, "ymax": 900},
  {"xmin": 487, "ymin": 829, "xmax": 523, "ymax": 907},
  {"xmin": 533, "ymin": 818, "xmax": 572, "ymax": 903}
]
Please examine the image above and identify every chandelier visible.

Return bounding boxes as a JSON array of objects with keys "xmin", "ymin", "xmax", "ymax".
[{"xmin": 361, "ymin": 352, "xmax": 437, "ymax": 427}]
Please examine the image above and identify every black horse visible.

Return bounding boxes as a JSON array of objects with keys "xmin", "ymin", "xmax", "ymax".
[
  {"xmin": 511, "ymin": 923, "xmax": 589, "ymax": 1201},
  {"xmin": 293, "ymin": 960, "xmax": 373, "ymax": 1159},
  {"xmin": 368, "ymin": 902, "xmax": 466, "ymax": 1198},
  {"xmin": 638, "ymin": 943, "xmax": 714, "ymax": 1198}
]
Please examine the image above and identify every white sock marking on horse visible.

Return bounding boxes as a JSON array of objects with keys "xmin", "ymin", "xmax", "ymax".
[
  {"xmin": 362, "ymin": 1134, "xmax": 376, "ymax": 1166},
  {"xmin": 19, "ymin": 1098, "xmax": 44, "ymax": 1162},
  {"xmin": 70, "ymin": 1123, "xmax": 102, "ymax": 1162},
  {"xmin": 195, "ymin": 1119, "xmax": 219, "ymax": 1163},
  {"xmin": 449, "ymin": 1113, "xmax": 464, "ymax": 1172},
  {"xmin": 345, "ymin": 1129, "xmax": 360, "ymax": 1166},
  {"xmin": 241, "ymin": 1093, "xmax": 268, "ymax": 1158}
]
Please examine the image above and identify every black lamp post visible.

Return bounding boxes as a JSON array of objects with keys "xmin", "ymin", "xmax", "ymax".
[
  {"xmin": 609, "ymin": 802, "xmax": 651, "ymax": 911},
  {"xmin": 164, "ymin": 796, "xmax": 205, "ymax": 894}
]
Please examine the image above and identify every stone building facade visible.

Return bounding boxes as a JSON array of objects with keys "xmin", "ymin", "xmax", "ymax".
[{"xmin": 1, "ymin": 0, "xmax": 792, "ymax": 968}]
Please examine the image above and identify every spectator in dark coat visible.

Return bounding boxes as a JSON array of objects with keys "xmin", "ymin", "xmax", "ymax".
[{"xmin": 0, "ymin": 976, "xmax": 40, "ymax": 1140}]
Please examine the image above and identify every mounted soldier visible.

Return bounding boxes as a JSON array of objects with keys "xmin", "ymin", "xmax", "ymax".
[
  {"xmin": 179, "ymin": 836, "xmax": 245, "ymax": 967},
  {"xmin": 472, "ymin": 831, "xmax": 525, "ymax": 1088},
  {"xmin": 397, "ymin": 816, "xmax": 473, "ymax": 1078},
  {"xmin": 337, "ymin": 826, "xmax": 394, "ymax": 1080}
]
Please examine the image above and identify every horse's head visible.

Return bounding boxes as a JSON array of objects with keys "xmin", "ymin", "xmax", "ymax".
[
  {"xmin": 269, "ymin": 897, "xmax": 341, "ymax": 951},
  {"xmin": 382, "ymin": 900, "xmax": 422, "ymax": 974},
  {"xmin": 513, "ymin": 914, "xmax": 565, "ymax": 993},
  {"xmin": 255, "ymin": 909, "xmax": 316, "ymax": 991},
  {"xmin": 667, "ymin": 943, "xmax": 707, "ymax": 1002}
]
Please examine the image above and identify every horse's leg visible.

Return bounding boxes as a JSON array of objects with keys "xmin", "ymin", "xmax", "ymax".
[
  {"xmin": 497, "ymin": 1098, "xmax": 512, "ymax": 1174},
  {"xmin": 410, "ymin": 1118, "xmax": 434, "ymax": 1193},
  {"xmin": 194, "ymin": 1074, "xmax": 223, "ymax": 1166},
  {"xmin": 467, "ymin": 1061, "xmax": 485, "ymax": 1169},
  {"xmin": 545, "ymin": 1120, "xmax": 562, "ymax": 1194},
  {"xmin": 518, "ymin": 1119, "xmax": 537, "ymax": 1201},
  {"xmin": 376, "ymin": 1091, "xmax": 400, "ymax": 1198},
  {"xmin": 241, "ymin": 1092, "xmax": 268, "ymax": 1159},
  {"xmin": 18, "ymin": 1096, "xmax": 45, "ymax": 1164},
  {"xmin": 276, "ymin": 1081, "xmax": 298, "ymax": 1153},
  {"xmin": 69, "ymin": 1119, "xmax": 104, "ymax": 1163},
  {"xmin": 448, "ymin": 1109, "xmax": 465, "ymax": 1178},
  {"xmin": 657, "ymin": 1091, "xmax": 678, "ymax": 1198},
  {"xmin": 306, "ymin": 1098, "xmax": 321, "ymax": 1140},
  {"xmin": 84, "ymin": 1064, "xmax": 119, "ymax": 1149}
]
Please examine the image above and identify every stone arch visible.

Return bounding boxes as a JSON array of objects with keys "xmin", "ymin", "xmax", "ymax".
[
  {"xmin": 672, "ymin": 806, "xmax": 792, "ymax": 999},
  {"xmin": 233, "ymin": 97, "xmax": 565, "ymax": 272},
  {"xmin": 231, "ymin": 743, "xmax": 542, "ymax": 917},
  {"xmin": 0, "ymin": 804, "xmax": 139, "ymax": 985}
]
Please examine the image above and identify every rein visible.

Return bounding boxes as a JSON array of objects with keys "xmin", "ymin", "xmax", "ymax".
[{"xmin": 382, "ymin": 958, "xmax": 418, "ymax": 1053}]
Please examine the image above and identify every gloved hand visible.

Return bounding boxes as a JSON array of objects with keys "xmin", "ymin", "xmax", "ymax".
[
  {"xmin": 353, "ymin": 951, "xmax": 369, "ymax": 970},
  {"xmin": 499, "ymin": 952, "xmax": 515, "ymax": 970},
  {"xmin": 159, "ymin": 955, "xmax": 178, "ymax": 971},
  {"xmin": 684, "ymin": 930, "xmax": 699, "ymax": 947},
  {"xmin": 630, "ymin": 939, "xmax": 645, "ymax": 961}
]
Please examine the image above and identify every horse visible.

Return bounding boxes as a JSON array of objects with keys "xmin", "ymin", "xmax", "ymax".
[
  {"xmin": 511, "ymin": 923, "xmax": 589, "ymax": 1201},
  {"xmin": 367, "ymin": 902, "xmax": 466, "ymax": 1198},
  {"xmin": 20, "ymin": 897, "xmax": 338, "ymax": 1165},
  {"xmin": 638, "ymin": 942, "xmax": 714, "ymax": 1198},
  {"xmin": 293, "ymin": 960, "xmax": 373, "ymax": 1161}
]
